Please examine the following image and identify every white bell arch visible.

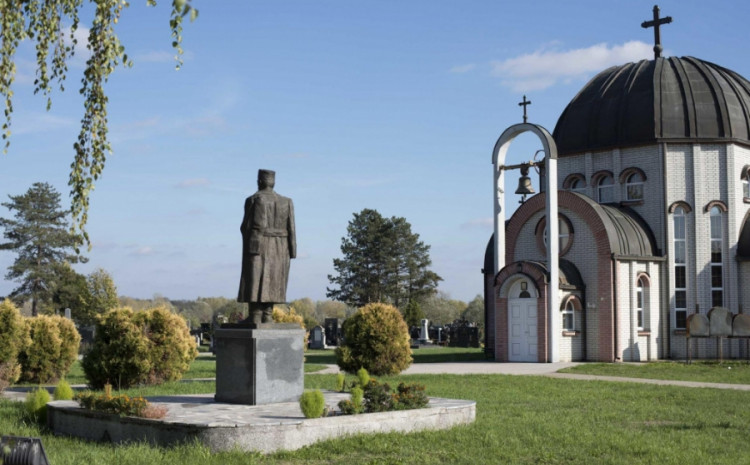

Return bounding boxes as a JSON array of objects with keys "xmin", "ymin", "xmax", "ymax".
[{"xmin": 492, "ymin": 122, "xmax": 560, "ymax": 363}]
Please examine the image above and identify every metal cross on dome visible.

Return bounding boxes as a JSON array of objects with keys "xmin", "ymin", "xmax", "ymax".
[
  {"xmin": 641, "ymin": 5, "xmax": 672, "ymax": 59},
  {"xmin": 518, "ymin": 95, "xmax": 531, "ymax": 123}
]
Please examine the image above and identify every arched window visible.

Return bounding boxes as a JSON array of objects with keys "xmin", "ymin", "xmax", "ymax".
[
  {"xmin": 625, "ymin": 172, "xmax": 644, "ymax": 201},
  {"xmin": 636, "ymin": 277, "xmax": 647, "ymax": 330},
  {"xmin": 710, "ymin": 206, "xmax": 724, "ymax": 307},
  {"xmin": 562, "ymin": 299, "xmax": 575, "ymax": 331},
  {"xmin": 569, "ymin": 178, "xmax": 585, "ymax": 193},
  {"xmin": 742, "ymin": 166, "xmax": 750, "ymax": 200},
  {"xmin": 596, "ymin": 175, "xmax": 614, "ymax": 203},
  {"xmin": 673, "ymin": 206, "xmax": 687, "ymax": 329},
  {"xmin": 563, "ymin": 173, "xmax": 586, "ymax": 194}
]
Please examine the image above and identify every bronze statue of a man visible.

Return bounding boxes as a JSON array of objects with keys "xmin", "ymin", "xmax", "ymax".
[{"xmin": 238, "ymin": 169, "xmax": 296, "ymax": 325}]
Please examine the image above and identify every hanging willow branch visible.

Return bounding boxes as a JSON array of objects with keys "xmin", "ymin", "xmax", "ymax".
[{"xmin": 0, "ymin": 0, "xmax": 197, "ymax": 249}]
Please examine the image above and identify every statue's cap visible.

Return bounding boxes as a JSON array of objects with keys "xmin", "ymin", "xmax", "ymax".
[{"xmin": 257, "ymin": 169, "xmax": 276, "ymax": 184}]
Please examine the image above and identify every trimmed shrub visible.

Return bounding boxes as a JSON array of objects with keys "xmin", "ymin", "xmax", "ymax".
[
  {"xmin": 134, "ymin": 306, "xmax": 198, "ymax": 384},
  {"xmin": 19, "ymin": 315, "xmax": 80, "ymax": 383},
  {"xmin": 25, "ymin": 387, "xmax": 50, "ymax": 423},
  {"xmin": 335, "ymin": 373, "xmax": 346, "ymax": 392},
  {"xmin": 299, "ymin": 389, "xmax": 326, "ymax": 419},
  {"xmin": 356, "ymin": 367, "xmax": 370, "ymax": 387},
  {"xmin": 339, "ymin": 386, "xmax": 365, "ymax": 415},
  {"xmin": 54, "ymin": 378, "xmax": 74, "ymax": 400},
  {"xmin": 335, "ymin": 303, "xmax": 412, "ymax": 376},
  {"xmin": 75, "ymin": 391, "xmax": 150, "ymax": 417},
  {"xmin": 82, "ymin": 307, "xmax": 153, "ymax": 389},
  {"xmin": 83, "ymin": 306, "xmax": 197, "ymax": 389},
  {"xmin": 391, "ymin": 382, "xmax": 428, "ymax": 410},
  {"xmin": 0, "ymin": 299, "xmax": 25, "ymax": 390}
]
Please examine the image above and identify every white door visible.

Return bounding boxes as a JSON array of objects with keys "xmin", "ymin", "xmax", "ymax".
[{"xmin": 509, "ymin": 299, "xmax": 538, "ymax": 362}]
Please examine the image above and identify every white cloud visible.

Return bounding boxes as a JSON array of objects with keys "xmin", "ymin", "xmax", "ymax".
[
  {"xmin": 491, "ymin": 40, "xmax": 652, "ymax": 92},
  {"xmin": 176, "ymin": 178, "xmax": 210, "ymax": 188},
  {"xmin": 132, "ymin": 246, "xmax": 155, "ymax": 256},
  {"xmin": 62, "ymin": 25, "xmax": 92, "ymax": 66},
  {"xmin": 449, "ymin": 63, "xmax": 476, "ymax": 74},
  {"xmin": 460, "ymin": 217, "xmax": 493, "ymax": 230}
]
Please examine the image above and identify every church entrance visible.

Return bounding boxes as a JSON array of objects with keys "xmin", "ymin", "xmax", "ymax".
[{"xmin": 508, "ymin": 298, "xmax": 537, "ymax": 362}]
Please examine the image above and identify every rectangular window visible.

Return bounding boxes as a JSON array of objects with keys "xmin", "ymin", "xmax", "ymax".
[
  {"xmin": 744, "ymin": 180, "xmax": 750, "ymax": 198},
  {"xmin": 563, "ymin": 313, "xmax": 574, "ymax": 331},
  {"xmin": 636, "ymin": 287, "xmax": 644, "ymax": 330},
  {"xmin": 675, "ymin": 310, "xmax": 687, "ymax": 329},
  {"xmin": 710, "ymin": 207, "xmax": 723, "ymax": 308},
  {"xmin": 673, "ymin": 208, "xmax": 688, "ymax": 329}
]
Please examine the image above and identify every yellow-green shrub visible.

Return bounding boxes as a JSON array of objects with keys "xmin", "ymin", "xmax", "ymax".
[
  {"xmin": 82, "ymin": 307, "xmax": 153, "ymax": 389},
  {"xmin": 335, "ymin": 303, "xmax": 412, "ymax": 376},
  {"xmin": 273, "ymin": 305, "xmax": 309, "ymax": 350},
  {"xmin": 54, "ymin": 378, "xmax": 74, "ymax": 400},
  {"xmin": 299, "ymin": 389, "xmax": 325, "ymax": 419},
  {"xmin": 83, "ymin": 306, "xmax": 197, "ymax": 389},
  {"xmin": 0, "ymin": 299, "xmax": 25, "ymax": 390},
  {"xmin": 25, "ymin": 387, "xmax": 50, "ymax": 423},
  {"xmin": 19, "ymin": 315, "xmax": 80, "ymax": 383},
  {"xmin": 134, "ymin": 306, "xmax": 198, "ymax": 384}
]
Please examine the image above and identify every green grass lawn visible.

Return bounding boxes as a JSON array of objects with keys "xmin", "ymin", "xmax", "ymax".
[
  {"xmin": 305, "ymin": 346, "xmax": 486, "ymax": 365},
  {"xmin": 560, "ymin": 361, "xmax": 750, "ymax": 384},
  {"xmin": 3, "ymin": 373, "xmax": 750, "ymax": 464}
]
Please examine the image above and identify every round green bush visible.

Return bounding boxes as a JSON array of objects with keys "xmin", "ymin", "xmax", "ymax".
[
  {"xmin": 335, "ymin": 303, "xmax": 412, "ymax": 376},
  {"xmin": 83, "ymin": 306, "xmax": 198, "ymax": 389},
  {"xmin": 19, "ymin": 315, "xmax": 81, "ymax": 383},
  {"xmin": 299, "ymin": 389, "xmax": 325, "ymax": 419},
  {"xmin": 82, "ymin": 307, "xmax": 153, "ymax": 389},
  {"xmin": 54, "ymin": 378, "xmax": 74, "ymax": 400},
  {"xmin": 134, "ymin": 306, "xmax": 198, "ymax": 384},
  {"xmin": 0, "ymin": 299, "xmax": 25, "ymax": 389}
]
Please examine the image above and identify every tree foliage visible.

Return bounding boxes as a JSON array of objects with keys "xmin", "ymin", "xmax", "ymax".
[
  {"xmin": 327, "ymin": 209, "xmax": 442, "ymax": 308},
  {"xmin": 421, "ymin": 291, "xmax": 466, "ymax": 325},
  {"xmin": 0, "ymin": 182, "xmax": 85, "ymax": 315},
  {"xmin": 402, "ymin": 299, "xmax": 425, "ymax": 328},
  {"xmin": 0, "ymin": 0, "xmax": 197, "ymax": 244}
]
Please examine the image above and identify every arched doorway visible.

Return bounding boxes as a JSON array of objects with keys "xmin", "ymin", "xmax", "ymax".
[{"xmin": 505, "ymin": 277, "xmax": 539, "ymax": 362}]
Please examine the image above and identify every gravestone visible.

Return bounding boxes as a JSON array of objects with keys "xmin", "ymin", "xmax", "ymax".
[
  {"xmin": 324, "ymin": 318, "xmax": 342, "ymax": 346},
  {"xmin": 309, "ymin": 325, "xmax": 326, "ymax": 349},
  {"xmin": 419, "ymin": 319, "xmax": 430, "ymax": 343}
]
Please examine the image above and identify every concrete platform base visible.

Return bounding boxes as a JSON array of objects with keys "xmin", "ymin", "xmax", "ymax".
[{"xmin": 47, "ymin": 392, "xmax": 475, "ymax": 454}]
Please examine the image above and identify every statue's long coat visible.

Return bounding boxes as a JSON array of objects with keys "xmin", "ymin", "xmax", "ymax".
[{"xmin": 238, "ymin": 189, "xmax": 296, "ymax": 303}]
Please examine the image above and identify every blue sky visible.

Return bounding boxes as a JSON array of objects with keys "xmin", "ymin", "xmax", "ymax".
[{"xmin": 2, "ymin": 1, "xmax": 749, "ymax": 303}]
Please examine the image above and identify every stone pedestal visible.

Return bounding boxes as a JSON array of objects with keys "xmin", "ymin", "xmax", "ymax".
[{"xmin": 214, "ymin": 323, "xmax": 304, "ymax": 405}]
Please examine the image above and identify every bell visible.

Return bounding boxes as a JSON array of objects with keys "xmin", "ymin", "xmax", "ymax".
[{"xmin": 515, "ymin": 164, "xmax": 535, "ymax": 195}]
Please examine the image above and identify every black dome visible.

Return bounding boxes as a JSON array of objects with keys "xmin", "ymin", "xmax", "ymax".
[{"xmin": 553, "ymin": 57, "xmax": 750, "ymax": 156}]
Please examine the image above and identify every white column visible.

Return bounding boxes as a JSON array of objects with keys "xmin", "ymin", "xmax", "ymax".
[{"xmin": 493, "ymin": 123, "xmax": 560, "ymax": 362}]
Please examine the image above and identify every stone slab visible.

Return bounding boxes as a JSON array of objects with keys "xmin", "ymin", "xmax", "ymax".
[
  {"xmin": 214, "ymin": 326, "xmax": 304, "ymax": 405},
  {"xmin": 46, "ymin": 392, "xmax": 476, "ymax": 454}
]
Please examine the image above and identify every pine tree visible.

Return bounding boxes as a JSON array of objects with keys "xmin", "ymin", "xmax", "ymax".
[
  {"xmin": 0, "ymin": 182, "xmax": 85, "ymax": 315},
  {"xmin": 327, "ymin": 209, "xmax": 442, "ymax": 308}
]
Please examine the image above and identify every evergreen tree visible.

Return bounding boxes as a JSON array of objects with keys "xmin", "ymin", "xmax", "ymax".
[
  {"xmin": 327, "ymin": 209, "xmax": 442, "ymax": 308},
  {"xmin": 0, "ymin": 182, "xmax": 85, "ymax": 315},
  {"xmin": 402, "ymin": 299, "xmax": 425, "ymax": 328}
]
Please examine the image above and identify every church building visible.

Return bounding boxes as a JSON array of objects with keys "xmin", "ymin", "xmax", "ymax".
[{"xmin": 483, "ymin": 11, "xmax": 750, "ymax": 362}]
